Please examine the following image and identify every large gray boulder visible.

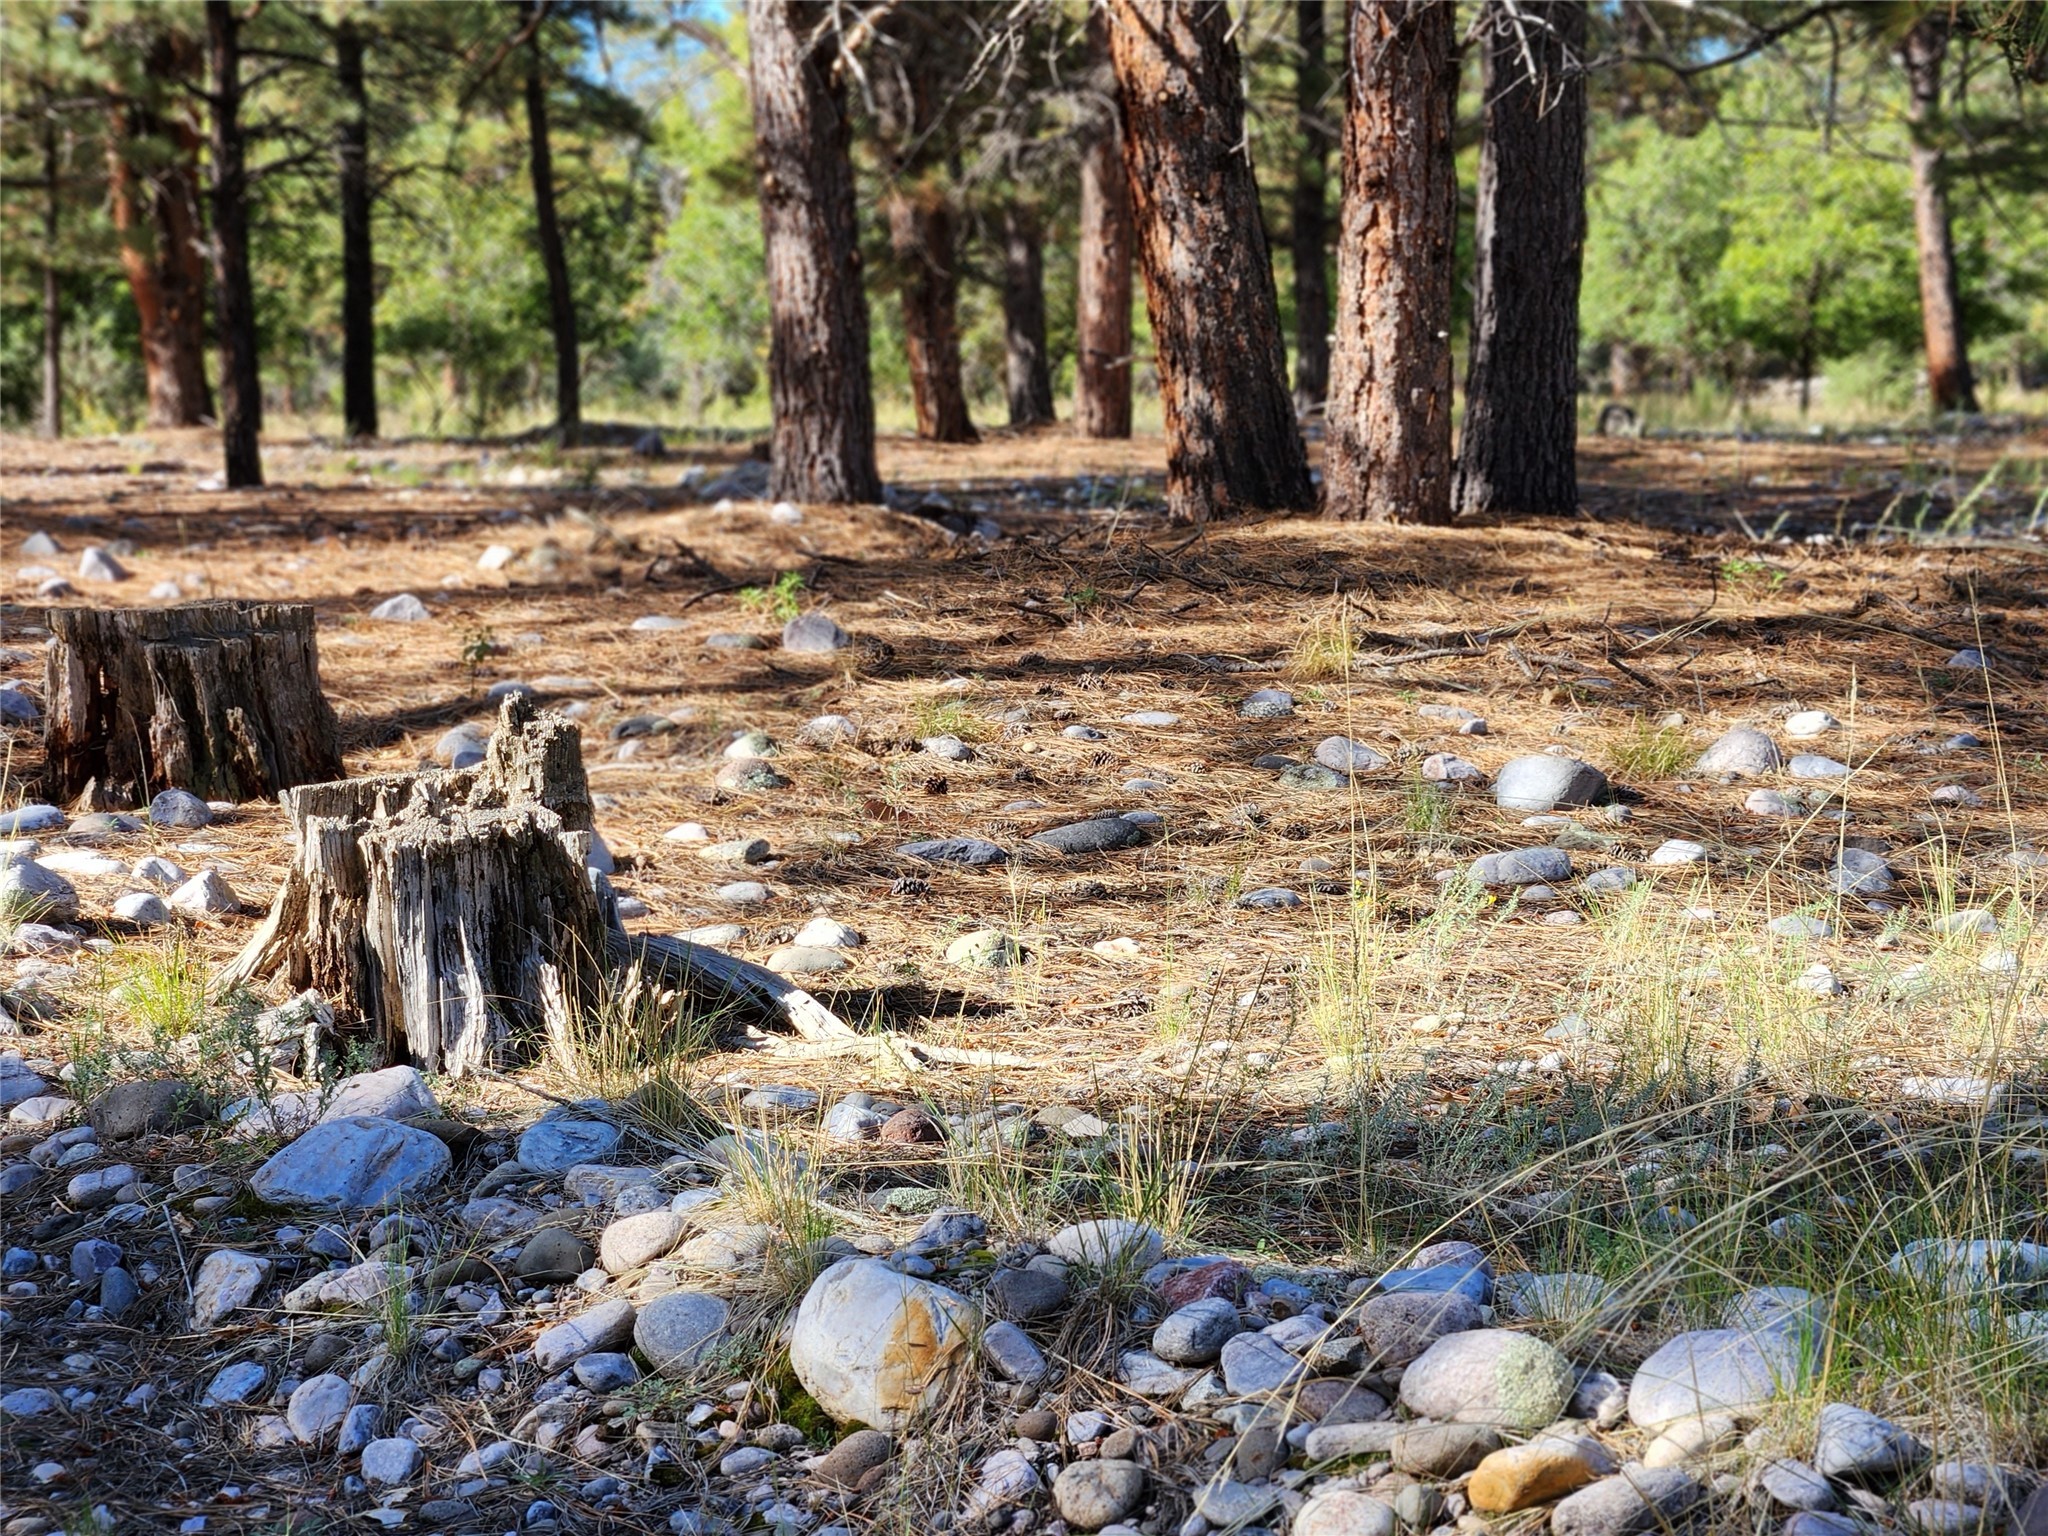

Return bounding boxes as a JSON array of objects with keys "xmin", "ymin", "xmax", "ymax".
[
  {"xmin": 248, "ymin": 1116, "xmax": 451, "ymax": 1211},
  {"xmin": 1695, "ymin": 727, "xmax": 1781, "ymax": 778},
  {"xmin": 0, "ymin": 859, "xmax": 78, "ymax": 923},
  {"xmin": 318, "ymin": 1066, "xmax": 438, "ymax": 1124},
  {"xmin": 1471, "ymin": 848, "xmax": 1572, "ymax": 887},
  {"xmin": 1495, "ymin": 756, "xmax": 1608, "ymax": 811},
  {"xmin": 1627, "ymin": 1326, "xmax": 1813, "ymax": 1428},
  {"xmin": 634, "ymin": 1290, "xmax": 732, "ymax": 1376},
  {"xmin": 1397, "ymin": 1329, "xmax": 1576, "ymax": 1431}
]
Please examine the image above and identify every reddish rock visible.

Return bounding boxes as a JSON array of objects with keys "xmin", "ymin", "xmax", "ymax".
[
  {"xmin": 1300, "ymin": 1379, "xmax": 1389, "ymax": 1424},
  {"xmin": 1160, "ymin": 1259, "xmax": 1251, "ymax": 1310},
  {"xmin": 878, "ymin": 1109, "xmax": 942, "ymax": 1144}
]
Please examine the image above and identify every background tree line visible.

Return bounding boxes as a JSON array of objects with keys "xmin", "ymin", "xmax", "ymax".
[{"xmin": 2, "ymin": 1, "xmax": 2043, "ymax": 516}]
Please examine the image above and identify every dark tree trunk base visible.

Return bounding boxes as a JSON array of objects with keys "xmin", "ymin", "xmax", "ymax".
[{"xmin": 42, "ymin": 601, "xmax": 342, "ymax": 809}]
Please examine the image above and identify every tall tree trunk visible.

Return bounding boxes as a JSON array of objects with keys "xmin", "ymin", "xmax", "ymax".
[
  {"xmin": 521, "ymin": 0, "xmax": 581, "ymax": 446},
  {"xmin": 1901, "ymin": 14, "xmax": 1978, "ymax": 414},
  {"xmin": 40, "ymin": 117, "xmax": 62, "ymax": 440},
  {"xmin": 1074, "ymin": 6, "xmax": 1133, "ymax": 439},
  {"xmin": 336, "ymin": 19, "xmax": 378, "ymax": 441},
  {"xmin": 106, "ymin": 33, "xmax": 213, "ymax": 429},
  {"xmin": 888, "ymin": 180, "xmax": 978, "ymax": 442},
  {"xmin": 1106, "ymin": 0, "xmax": 1313, "ymax": 524},
  {"xmin": 206, "ymin": 0, "xmax": 263, "ymax": 488},
  {"xmin": 1292, "ymin": 0, "xmax": 1332, "ymax": 413},
  {"xmin": 1324, "ymin": 0, "xmax": 1456, "ymax": 524},
  {"xmin": 1001, "ymin": 203, "xmax": 1054, "ymax": 428},
  {"xmin": 1454, "ymin": 0, "xmax": 1587, "ymax": 519},
  {"xmin": 745, "ymin": 0, "xmax": 882, "ymax": 504}
]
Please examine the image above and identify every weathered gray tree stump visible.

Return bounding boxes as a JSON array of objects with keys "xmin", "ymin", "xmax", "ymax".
[
  {"xmin": 42, "ymin": 601, "xmax": 343, "ymax": 808},
  {"xmin": 220, "ymin": 697, "xmax": 613, "ymax": 1077},
  {"xmin": 222, "ymin": 696, "xmax": 896, "ymax": 1079}
]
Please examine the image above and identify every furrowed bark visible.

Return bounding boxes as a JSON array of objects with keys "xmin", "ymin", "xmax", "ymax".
[
  {"xmin": 746, "ymin": 0, "xmax": 882, "ymax": 504},
  {"xmin": 207, "ymin": 0, "xmax": 264, "ymax": 487},
  {"xmin": 1292, "ymin": 0, "xmax": 1332, "ymax": 413},
  {"xmin": 1902, "ymin": 13, "xmax": 1978, "ymax": 414},
  {"xmin": 1324, "ymin": 0, "xmax": 1456, "ymax": 524},
  {"xmin": 40, "ymin": 115, "xmax": 62, "ymax": 440},
  {"xmin": 1106, "ymin": 0, "xmax": 1313, "ymax": 523},
  {"xmin": 1001, "ymin": 202, "xmax": 1055, "ymax": 427},
  {"xmin": 1454, "ymin": 0, "xmax": 1588, "ymax": 518},
  {"xmin": 887, "ymin": 179, "xmax": 977, "ymax": 442},
  {"xmin": 1074, "ymin": 6, "xmax": 1133, "ymax": 439},
  {"xmin": 522, "ymin": 0, "xmax": 582, "ymax": 446},
  {"xmin": 107, "ymin": 29, "xmax": 213, "ymax": 429}
]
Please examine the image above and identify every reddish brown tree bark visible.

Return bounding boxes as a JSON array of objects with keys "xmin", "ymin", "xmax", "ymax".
[
  {"xmin": 874, "ymin": 14, "xmax": 977, "ymax": 445},
  {"xmin": 1106, "ymin": 0, "xmax": 1313, "ymax": 523},
  {"xmin": 1293, "ymin": 0, "xmax": 1333, "ymax": 413},
  {"xmin": 887, "ymin": 180, "xmax": 978, "ymax": 442},
  {"xmin": 1324, "ymin": 0, "xmax": 1456, "ymax": 524},
  {"xmin": 106, "ymin": 30, "xmax": 213, "ymax": 430},
  {"xmin": 206, "ymin": 0, "xmax": 263, "ymax": 487},
  {"xmin": 1001, "ymin": 203, "xmax": 1055, "ymax": 427},
  {"xmin": 1075, "ymin": 5, "xmax": 1133, "ymax": 439},
  {"xmin": 745, "ymin": 0, "xmax": 881, "ymax": 503},
  {"xmin": 1454, "ymin": 0, "xmax": 1587, "ymax": 518},
  {"xmin": 1901, "ymin": 13, "xmax": 1978, "ymax": 414}
]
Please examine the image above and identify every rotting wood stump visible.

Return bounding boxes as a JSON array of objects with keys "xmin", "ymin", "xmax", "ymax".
[
  {"xmin": 218, "ymin": 695, "xmax": 940, "ymax": 1080},
  {"xmin": 42, "ymin": 601, "xmax": 343, "ymax": 808},
  {"xmin": 219, "ymin": 697, "xmax": 612, "ymax": 1077}
]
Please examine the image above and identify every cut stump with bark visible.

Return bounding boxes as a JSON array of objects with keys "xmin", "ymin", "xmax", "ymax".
[
  {"xmin": 219, "ymin": 697, "xmax": 609, "ymax": 1078},
  {"xmin": 220, "ymin": 696, "xmax": 872, "ymax": 1079},
  {"xmin": 42, "ymin": 601, "xmax": 342, "ymax": 808}
]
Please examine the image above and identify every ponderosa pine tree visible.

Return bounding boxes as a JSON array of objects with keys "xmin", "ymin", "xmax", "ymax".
[
  {"xmin": 206, "ymin": 0, "xmax": 263, "ymax": 487},
  {"xmin": 519, "ymin": 0, "xmax": 580, "ymax": 445},
  {"xmin": 105, "ymin": 18, "xmax": 213, "ymax": 429},
  {"xmin": 1900, "ymin": 10, "xmax": 1979, "ymax": 413},
  {"xmin": 745, "ymin": 0, "xmax": 881, "ymax": 503},
  {"xmin": 1106, "ymin": 0, "xmax": 1312, "ymax": 522},
  {"xmin": 1074, "ymin": 5, "xmax": 1133, "ymax": 439},
  {"xmin": 1324, "ymin": 0, "xmax": 1456, "ymax": 523},
  {"xmin": 335, "ymin": 16, "xmax": 377, "ymax": 440},
  {"xmin": 873, "ymin": 11, "xmax": 978, "ymax": 444},
  {"xmin": 1001, "ymin": 201, "xmax": 1055, "ymax": 426},
  {"xmin": 39, "ymin": 108, "xmax": 61, "ymax": 439},
  {"xmin": 1293, "ymin": 0, "xmax": 1333, "ymax": 413},
  {"xmin": 1454, "ymin": 0, "xmax": 1588, "ymax": 518}
]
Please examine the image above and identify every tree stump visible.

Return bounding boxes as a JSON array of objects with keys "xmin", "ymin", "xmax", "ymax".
[
  {"xmin": 42, "ymin": 601, "xmax": 343, "ymax": 808},
  {"xmin": 220, "ymin": 697, "xmax": 612, "ymax": 1077},
  {"xmin": 222, "ymin": 696, "xmax": 888, "ymax": 1079}
]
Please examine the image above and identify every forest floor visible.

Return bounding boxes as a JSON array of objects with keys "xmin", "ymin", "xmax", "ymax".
[{"xmin": 1, "ymin": 421, "xmax": 2045, "ymax": 1536}]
